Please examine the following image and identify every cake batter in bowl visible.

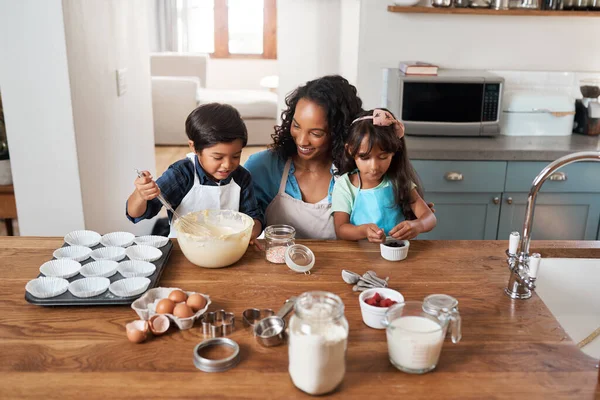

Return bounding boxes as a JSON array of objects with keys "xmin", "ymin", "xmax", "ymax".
[{"xmin": 175, "ymin": 209, "xmax": 254, "ymax": 268}]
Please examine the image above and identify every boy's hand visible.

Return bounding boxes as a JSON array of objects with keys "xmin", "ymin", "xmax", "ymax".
[
  {"xmin": 135, "ymin": 170, "xmax": 160, "ymax": 201},
  {"xmin": 389, "ymin": 220, "xmax": 422, "ymax": 240},
  {"xmin": 364, "ymin": 224, "xmax": 385, "ymax": 243}
]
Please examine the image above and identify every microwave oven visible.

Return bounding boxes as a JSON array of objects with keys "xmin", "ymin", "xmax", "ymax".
[{"xmin": 382, "ymin": 69, "xmax": 504, "ymax": 137}]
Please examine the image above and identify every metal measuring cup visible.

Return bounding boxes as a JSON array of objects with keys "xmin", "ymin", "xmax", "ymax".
[{"xmin": 253, "ymin": 297, "xmax": 297, "ymax": 347}]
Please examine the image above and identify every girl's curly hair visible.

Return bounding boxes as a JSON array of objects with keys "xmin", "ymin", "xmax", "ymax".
[{"xmin": 270, "ymin": 75, "xmax": 363, "ymax": 167}]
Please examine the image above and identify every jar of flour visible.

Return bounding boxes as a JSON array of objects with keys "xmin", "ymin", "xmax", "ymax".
[{"xmin": 288, "ymin": 291, "xmax": 348, "ymax": 395}]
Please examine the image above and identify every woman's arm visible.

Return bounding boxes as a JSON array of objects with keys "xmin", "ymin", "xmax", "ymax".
[
  {"xmin": 388, "ymin": 189, "xmax": 437, "ymax": 240},
  {"xmin": 334, "ymin": 212, "xmax": 386, "ymax": 243}
]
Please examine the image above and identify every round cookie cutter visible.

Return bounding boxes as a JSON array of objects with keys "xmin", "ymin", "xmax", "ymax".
[{"xmin": 193, "ymin": 337, "xmax": 240, "ymax": 373}]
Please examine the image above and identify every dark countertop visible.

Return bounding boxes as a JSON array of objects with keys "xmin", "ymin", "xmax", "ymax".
[{"xmin": 407, "ymin": 134, "xmax": 600, "ymax": 161}]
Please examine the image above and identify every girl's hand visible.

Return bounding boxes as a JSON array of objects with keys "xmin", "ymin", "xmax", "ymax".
[
  {"xmin": 364, "ymin": 224, "xmax": 385, "ymax": 243},
  {"xmin": 389, "ymin": 220, "xmax": 422, "ymax": 240},
  {"xmin": 135, "ymin": 171, "xmax": 160, "ymax": 201}
]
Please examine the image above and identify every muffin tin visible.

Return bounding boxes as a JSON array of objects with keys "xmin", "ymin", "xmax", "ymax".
[{"xmin": 25, "ymin": 234, "xmax": 172, "ymax": 306}]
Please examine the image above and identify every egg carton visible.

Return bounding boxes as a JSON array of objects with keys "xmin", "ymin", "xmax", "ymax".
[{"xmin": 131, "ymin": 287, "xmax": 211, "ymax": 330}]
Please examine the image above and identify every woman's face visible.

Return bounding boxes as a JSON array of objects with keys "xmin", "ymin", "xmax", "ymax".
[{"xmin": 290, "ymin": 98, "xmax": 331, "ymax": 162}]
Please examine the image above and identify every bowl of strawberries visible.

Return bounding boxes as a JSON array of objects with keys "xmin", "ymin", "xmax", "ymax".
[{"xmin": 359, "ymin": 288, "xmax": 405, "ymax": 329}]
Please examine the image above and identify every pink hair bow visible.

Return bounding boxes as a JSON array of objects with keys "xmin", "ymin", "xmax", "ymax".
[{"xmin": 351, "ymin": 109, "xmax": 405, "ymax": 138}]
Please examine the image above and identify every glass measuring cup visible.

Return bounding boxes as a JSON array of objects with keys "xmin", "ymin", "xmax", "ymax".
[{"xmin": 382, "ymin": 301, "xmax": 461, "ymax": 374}]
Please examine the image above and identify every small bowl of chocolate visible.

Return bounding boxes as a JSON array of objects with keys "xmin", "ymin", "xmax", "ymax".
[{"xmin": 380, "ymin": 238, "xmax": 409, "ymax": 261}]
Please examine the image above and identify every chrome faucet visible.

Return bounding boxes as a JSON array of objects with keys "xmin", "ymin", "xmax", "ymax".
[{"xmin": 505, "ymin": 151, "xmax": 600, "ymax": 300}]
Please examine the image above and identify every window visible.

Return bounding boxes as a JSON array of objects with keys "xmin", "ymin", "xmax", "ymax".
[{"xmin": 177, "ymin": 0, "xmax": 276, "ymax": 59}]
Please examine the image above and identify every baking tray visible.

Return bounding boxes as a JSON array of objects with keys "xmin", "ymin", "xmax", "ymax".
[{"xmin": 25, "ymin": 241, "xmax": 173, "ymax": 306}]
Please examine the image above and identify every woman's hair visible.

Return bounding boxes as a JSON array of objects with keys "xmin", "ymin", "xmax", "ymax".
[
  {"xmin": 270, "ymin": 75, "xmax": 363, "ymax": 167},
  {"xmin": 341, "ymin": 108, "xmax": 423, "ymax": 220},
  {"xmin": 185, "ymin": 103, "xmax": 248, "ymax": 153}
]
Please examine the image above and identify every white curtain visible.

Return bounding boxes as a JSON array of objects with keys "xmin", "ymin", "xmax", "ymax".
[{"xmin": 150, "ymin": 0, "xmax": 179, "ymax": 52}]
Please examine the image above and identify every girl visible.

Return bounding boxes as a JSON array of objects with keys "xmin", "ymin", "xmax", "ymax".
[{"xmin": 332, "ymin": 109, "xmax": 436, "ymax": 243}]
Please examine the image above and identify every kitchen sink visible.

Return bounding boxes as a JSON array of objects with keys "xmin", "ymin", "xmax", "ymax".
[{"xmin": 535, "ymin": 258, "xmax": 600, "ymax": 360}]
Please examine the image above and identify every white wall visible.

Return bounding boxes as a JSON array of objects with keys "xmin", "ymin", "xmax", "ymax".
[
  {"xmin": 339, "ymin": 0, "xmax": 361, "ymax": 85},
  {"xmin": 277, "ymin": 0, "xmax": 341, "ymax": 111},
  {"xmin": 206, "ymin": 59, "xmax": 278, "ymax": 90},
  {"xmin": 356, "ymin": 0, "xmax": 600, "ymax": 108},
  {"xmin": 0, "ymin": 0, "xmax": 156, "ymax": 236},
  {"xmin": 62, "ymin": 0, "xmax": 156, "ymax": 235},
  {"xmin": 0, "ymin": 0, "xmax": 86, "ymax": 235}
]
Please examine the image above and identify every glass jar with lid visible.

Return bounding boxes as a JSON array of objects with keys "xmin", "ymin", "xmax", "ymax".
[
  {"xmin": 264, "ymin": 224, "xmax": 295, "ymax": 264},
  {"xmin": 288, "ymin": 291, "xmax": 349, "ymax": 395}
]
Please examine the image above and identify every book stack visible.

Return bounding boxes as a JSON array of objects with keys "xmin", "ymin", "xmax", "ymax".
[{"xmin": 399, "ymin": 61, "xmax": 438, "ymax": 76}]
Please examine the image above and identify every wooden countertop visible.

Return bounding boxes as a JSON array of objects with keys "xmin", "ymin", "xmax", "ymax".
[{"xmin": 1, "ymin": 238, "xmax": 599, "ymax": 399}]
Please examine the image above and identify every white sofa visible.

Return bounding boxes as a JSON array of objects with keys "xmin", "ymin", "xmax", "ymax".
[{"xmin": 150, "ymin": 53, "xmax": 277, "ymax": 146}]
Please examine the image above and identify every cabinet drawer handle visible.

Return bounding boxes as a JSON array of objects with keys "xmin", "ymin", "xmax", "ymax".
[
  {"xmin": 549, "ymin": 172, "xmax": 567, "ymax": 182},
  {"xmin": 493, "ymin": 197, "xmax": 500, "ymax": 205},
  {"xmin": 507, "ymin": 197, "xmax": 513, "ymax": 205},
  {"xmin": 444, "ymin": 172, "xmax": 463, "ymax": 181}
]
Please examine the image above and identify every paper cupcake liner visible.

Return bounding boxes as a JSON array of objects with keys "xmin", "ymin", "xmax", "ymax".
[
  {"xmin": 109, "ymin": 277, "xmax": 151, "ymax": 298},
  {"xmin": 80, "ymin": 260, "xmax": 119, "ymax": 278},
  {"xmin": 117, "ymin": 260, "xmax": 156, "ymax": 278},
  {"xmin": 100, "ymin": 231, "xmax": 135, "ymax": 248},
  {"xmin": 39, "ymin": 259, "xmax": 82, "ymax": 279},
  {"xmin": 134, "ymin": 235, "xmax": 169, "ymax": 248},
  {"xmin": 64, "ymin": 230, "xmax": 101, "ymax": 247},
  {"xmin": 125, "ymin": 245, "xmax": 162, "ymax": 262},
  {"xmin": 53, "ymin": 246, "xmax": 92, "ymax": 262},
  {"xmin": 91, "ymin": 246, "xmax": 126, "ymax": 262},
  {"xmin": 26, "ymin": 277, "xmax": 69, "ymax": 298},
  {"xmin": 68, "ymin": 277, "xmax": 110, "ymax": 298}
]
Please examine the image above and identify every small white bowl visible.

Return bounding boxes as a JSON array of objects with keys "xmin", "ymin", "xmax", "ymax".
[
  {"xmin": 90, "ymin": 246, "xmax": 127, "ymax": 262},
  {"xmin": 80, "ymin": 260, "xmax": 119, "ymax": 278},
  {"xmin": 109, "ymin": 277, "xmax": 151, "ymax": 298},
  {"xmin": 134, "ymin": 235, "xmax": 169, "ymax": 248},
  {"xmin": 126, "ymin": 245, "xmax": 162, "ymax": 262},
  {"xmin": 359, "ymin": 288, "xmax": 405, "ymax": 329},
  {"xmin": 25, "ymin": 277, "xmax": 69, "ymax": 298},
  {"xmin": 100, "ymin": 232, "xmax": 135, "ymax": 248},
  {"xmin": 64, "ymin": 230, "xmax": 101, "ymax": 247},
  {"xmin": 39, "ymin": 259, "xmax": 81, "ymax": 279},
  {"xmin": 53, "ymin": 246, "xmax": 92, "ymax": 262},
  {"xmin": 380, "ymin": 239, "xmax": 410, "ymax": 261},
  {"xmin": 117, "ymin": 260, "xmax": 156, "ymax": 278},
  {"xmin": 68, "ymin": 277, "xmax": 110, "ymax": 298}
]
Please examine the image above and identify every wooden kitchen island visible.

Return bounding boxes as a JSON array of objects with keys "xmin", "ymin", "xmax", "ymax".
[{"xmin": 1, "ymin": 238, "xmax": 599, "ymax": 399}]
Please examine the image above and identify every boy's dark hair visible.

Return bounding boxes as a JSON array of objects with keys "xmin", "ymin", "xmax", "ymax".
[
  {"xmin": 270, "ymin": 75, "xmax": 363, "ymax": 167},
  {"xmin": 185, "ymin": 103, "xmax": 248, "ymax": 152},
  {"xmin": 340, "ymin": 108, "xmax": 423, "ymax": 221}
]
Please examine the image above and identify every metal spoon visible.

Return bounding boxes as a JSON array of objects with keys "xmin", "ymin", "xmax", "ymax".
[
  {"xmin": 364, "ymin": 270, "xmax": 389, "ymax": 287},
  {"xmin": 342, "ymin": 270, "xmax": 383, "ymax": 287}
]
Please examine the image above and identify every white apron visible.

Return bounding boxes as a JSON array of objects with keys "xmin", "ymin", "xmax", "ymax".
[
  {"xmin": 168, "ymin": 153, "xmax": 241, "ymax": 238},
  {"xmin": 264, "ymin": 159, "xmax": 336, "ymax": 240}
]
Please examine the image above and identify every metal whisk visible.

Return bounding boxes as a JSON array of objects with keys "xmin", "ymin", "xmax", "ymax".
[{"xmin": 135, "ymin": 169, "xmax": 209, "ymax": 236}]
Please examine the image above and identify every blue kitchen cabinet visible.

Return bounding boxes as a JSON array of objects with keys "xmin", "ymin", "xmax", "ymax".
[
  {"xmin": 412, "ymin": 160, "xmax": 507, "ymax": 240},
  {"xmin": 498, "ymin": 162, "xmax": 600, "ymax": 241},
  {"xmin": 496, "ymin": 193, "xmax": 600, "ymax": 240},
  {"xmin": 418, "ymin": 193, "xmax": 502, "ymax": 240}
]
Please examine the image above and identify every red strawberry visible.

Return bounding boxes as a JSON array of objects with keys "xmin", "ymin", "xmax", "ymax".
[{"xmin": 373, "ymin": 292, "xmax": 382, "ymax": 303}]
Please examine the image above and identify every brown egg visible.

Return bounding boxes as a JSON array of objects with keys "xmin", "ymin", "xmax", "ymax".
[
  {"xmin": 156, "ymin": 298, "xmax": 175, "ymax": 314},
  {"xmin": 126, "ymin": 320, "xmax": 148, "ymax": 343},
  {"xmin": 149, "ymin": 314, "xmax": 170, "ymax": 335},
  {"xmin": 168, "ymin": 289, "xmax": 187, "ymax": 303},
  {"xmin": 173, "ymin": 303, "xmax": 194, "ymax": 319},
  {"xmin": 186, "ymin": 293, "xmax": 207, "ymax": 312}
]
